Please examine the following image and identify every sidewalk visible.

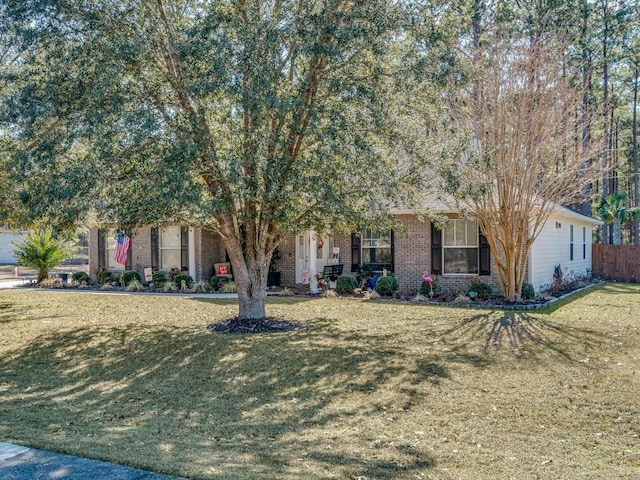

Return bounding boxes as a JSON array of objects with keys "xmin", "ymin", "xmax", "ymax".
[{"xmin": 0, "ymin": 442, "xmax": 183, "ymax": 479}]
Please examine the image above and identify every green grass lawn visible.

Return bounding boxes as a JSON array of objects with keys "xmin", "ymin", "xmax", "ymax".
[{"xmin": 0, "ymin": 285, "xmax": 639, "ymax": 479}]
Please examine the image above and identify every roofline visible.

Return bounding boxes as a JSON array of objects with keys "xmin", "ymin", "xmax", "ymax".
[{"xmin": 391, "ymin": 205, "xmax": 604, "ymax": 226}]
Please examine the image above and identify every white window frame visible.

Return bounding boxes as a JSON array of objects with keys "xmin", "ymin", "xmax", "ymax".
[
  {"xmin": 570, "ymin": 225, "xmax": 574, "ymax": 261},
  {"xmin": 159, "ymin": 226, "xmax": 183, "ymax": 271},
  {"xmin": 105, "ymin": 229, "xmax": 125, "ymax": 271},
  {"xmin": 361, "ymin": 229, "xmax": 393, "ymax": 270},
  {"xmin": 443, "ymin": 219, "xmax": 479, "ymax": 275}
]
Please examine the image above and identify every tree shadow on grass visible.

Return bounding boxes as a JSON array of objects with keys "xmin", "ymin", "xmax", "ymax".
[
  {"xmin": 438, "ymin": 309, "xmax": 608, "ymax": 364},
  {"xmin": 0, "ymin": 301, "xmax": 62, "ymax": 324},
  {"xmin": 0, "ymin": 322, "xmax": 438, "ymax": 479}
]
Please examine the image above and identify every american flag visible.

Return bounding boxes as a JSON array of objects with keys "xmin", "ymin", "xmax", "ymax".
[{"xmin": 114, "ymin": 232, "xmax": 130, "ymax": 265}]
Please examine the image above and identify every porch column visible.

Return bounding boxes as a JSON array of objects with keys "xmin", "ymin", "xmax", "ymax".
[
  {"xmin": 309, "ymin": 229, "xmax": 319, "ymax": 294},
  {"xmin": 188, "ymin": 228, "xmax": 196, "ymax": 281}
]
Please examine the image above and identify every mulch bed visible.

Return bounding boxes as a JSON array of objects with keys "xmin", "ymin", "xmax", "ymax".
[{"xmin": 207, "ymin": 317, "xmax": 308, "ymax": 334}]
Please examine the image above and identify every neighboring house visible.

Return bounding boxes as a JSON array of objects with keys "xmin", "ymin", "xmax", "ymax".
[{"xmin": 89, "ymin": 204, "xmax": 601, "ymax": 295}]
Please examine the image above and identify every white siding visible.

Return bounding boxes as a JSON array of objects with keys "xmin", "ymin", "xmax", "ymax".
[{"xmin": 529, "ymin": 212, "xmax": 595, "ymax": 292}]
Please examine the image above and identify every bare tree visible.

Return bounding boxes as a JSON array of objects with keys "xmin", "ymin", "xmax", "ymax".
[{"xmin": 443, "ymin": 36, "xmax": 601, "ymax": 302}]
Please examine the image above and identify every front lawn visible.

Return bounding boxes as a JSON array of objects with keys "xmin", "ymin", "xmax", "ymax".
[{"xmin": 0, "ymin": 285, "xmax": 639, "ymax": 479}]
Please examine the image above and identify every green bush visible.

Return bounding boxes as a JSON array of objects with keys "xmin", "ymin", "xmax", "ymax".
[
  {"xmin": 222, "ymin": 281, "xmax": 237, "ymax": 293},
  {"xmin": 162, "ymin": 281, "xmax": 177, "ymax": 292},
  {"xmin": 521, "ymin": 282, "xmax": 535, "ymax": 300},
  {"xmin": 121, "ymin": 270, "xmax": 142, "ymax": 286},
  {"xmin": 100, "ymin": 270, "xmax": 117, "ymax": 285},
  {"xmin": 192, "ymin": 281, "xmax": 210, "ymax": 293},
  {"xmin": 152, "ymin": 272, "xmax": 168, "ymax": 287},
  {"xmin": 210, "ymin": 275, "xmax": 230, "ymax": 291},
  {"xmin": 10, "ymin": 229, "xmax": 79, "ymax": 283},
  {"xmin": 336, "ymin": 275, "xmax": 357, "ymax": 294},
  {"xmin": 375, "ymin": 276, "xmax": 399, "ymax": 296},
  {"xmin": 172, "ymin": 273, "xmax": 193, "ymax": 288},
  {"xmin": 167, "ymin": 266, "xmax": 181, "ymax": 281},
  {"xmin": 125, "ymin": 279, "xmax": 145, "ymax": 292},
  {"xmin": 419, "ymin": 280, "xmax": 440, "ymax": 296},
  {"xmin": 467, "ymin": 281, "xmax": 492, "ymax": 298},
  {"xmin": 72, "ymin": 272, "xmax": 90, "ymax": 284}
]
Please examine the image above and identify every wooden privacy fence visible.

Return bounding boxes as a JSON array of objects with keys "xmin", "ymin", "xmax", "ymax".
[{"xmin": 592, "ymin": 244, "xmax": 640, "ymax": 283}]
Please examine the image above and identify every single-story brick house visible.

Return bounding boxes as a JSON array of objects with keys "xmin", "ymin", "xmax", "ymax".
[{"xmin": 89, "ymin": 204, "xmax": 601, "ymax": 295}]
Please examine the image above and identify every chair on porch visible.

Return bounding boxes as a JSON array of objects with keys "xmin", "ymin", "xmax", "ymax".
[{"xmin": 322, "ymin": 264, "xmax": 343, "ymax": 281}]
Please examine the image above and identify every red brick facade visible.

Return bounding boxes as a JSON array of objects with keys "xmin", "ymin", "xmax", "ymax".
[{"xmin": 90, "ymin": 215, "xmax": 500, "ymax": 295}]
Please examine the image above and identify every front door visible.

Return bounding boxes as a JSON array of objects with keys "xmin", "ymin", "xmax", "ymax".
[{"xmin": 295, "ymin": 231, "xmax": 332, "ymax": 283}]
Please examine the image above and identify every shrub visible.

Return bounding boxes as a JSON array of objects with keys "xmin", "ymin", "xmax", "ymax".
[
  {"xmin": 172, "ymin": 273, "xmax": 193, "ymax": 289},
  {"xmin": 167, "ymin": 266, "xmax": 181, "ymax": 281},
  {"xmin": 152, "ymin": 272, "xmax": 168, "ymax": 287},
  {"xmin": 336, "ymin": 275, "xmax": 357, "ymax": 294},
  {"xmin": 72, "ymin": 272, "xmax": 90, "ymax": 284},
  {"xmin": 121, "ymin": 270, "xmax": 142, "ymax": 286},
  {"xmin": 40, "ymin": 277, "xmax": 64, "ymax": 288},
  {"xmin": 467, "ymin": 281, "xmax": 492, "ymax": 299},
  {"xmin": 125, "ymin": 279, "xmax": 145, "ymax": 292},
  {"xmin": 375, "ymin": 276, "xmax": 399, "ymax": 296},
  {"xmin": 419, "ymin": 279, "xmax": 440, "ymax": 296},
  {"xmin": 521, "ymin": 282, "xmax": 535, "ymax": 300},
  {"xmin": 191, "ymin": 281, "xmax": 210, "ymax": 293},
  {"xmin": 100, "ymin": 270, "xmax": 117, "ymax": 285},
  {"xmin": 163, "ymin": 281, "xmax": 177, "ymax": 292},
  {"xmin": 366, "ymin": 290, "xmax": 381, "ymax": 300},
  {"xmin": 210, "ymin": 275, "xmax": 230, "ymax": 291},
  {"xmin": 222, "ymin": 281, "xmax": 237, "ymax": 293},
  {"xmin": 10, "ymin": 229, "xmax": 79, "ymax": 283},
  {"xmin": 279, "ymin": 287, "xmax": 293, "ymax": 297}
]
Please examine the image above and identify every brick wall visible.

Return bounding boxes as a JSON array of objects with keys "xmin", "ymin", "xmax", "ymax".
[
  {"xmin": 199, "ymin": 228, "xmax": 219, "ymax": 281},
  {"xmin": 130, "ymin": 226, "xmax": 152, "ymax": 278},
  {"xmin": 332, "ymin": 215, "xmax": 502, "ymax": 296},
  {"xmin": 393, "ymin": 215, "xmax": 431, "ymax": 293},
  {"xmin": 273, "ymin": 235, "xmax": 296, "ymax": 286}
]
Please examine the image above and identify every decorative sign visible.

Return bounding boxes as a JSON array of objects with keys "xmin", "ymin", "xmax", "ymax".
[{"xmin": 144, "ymin": 267, "xmax": 153, "ymax": 282}]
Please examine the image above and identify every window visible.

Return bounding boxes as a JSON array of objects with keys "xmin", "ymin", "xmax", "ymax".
[
  {"xmin": 443, "ymin": 219, "xmax": 478, "ymax": 274},
  {"xmin": 151, "ymin": 226, "xmax": 189, "ymax": 271},
  {"xmin": 351, "ymin": 229, "xmax": 393, "ymax": 272},
  {"xmin": 98, "ymin": 229, "xmax": 131, "ymax": 270},
  {"xmin": 570, "ymin": 225, "xmax": 574, "ymax": 261},
  {"xmin": 583, "ymin": 227, "xmax": 586, "ymax": 260},
  {"xmin": 432, "ymin": 220, "xmax": 490, "ymax": 275}
]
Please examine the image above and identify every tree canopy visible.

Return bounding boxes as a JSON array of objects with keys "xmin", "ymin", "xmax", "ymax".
[{"xmin": 1, "ymin": 0, "xmax": 432, "ymax": 319}]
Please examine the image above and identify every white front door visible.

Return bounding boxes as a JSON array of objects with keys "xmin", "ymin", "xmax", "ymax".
[{"xmin": 295, "ymin": 231, "xmax": 331, "ymax": 283}]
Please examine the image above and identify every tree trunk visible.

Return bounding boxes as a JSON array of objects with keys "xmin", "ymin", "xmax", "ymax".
[
  {"xmin": 218, "ymin": 216, "xmax": 274, "ymax": 322},
  {"xmin": 236, "ymin": 272, "xmax": 268, "ymax": 320},
  {"xmin": 612, "ymin": 219, "xmax": 622, "ymax": 245},
  {"xmin": 633, "ymin": 66, "xmax": 639, "ymax": 245},
  {"xmin": 601, "ymin": 0, "xmax": 610, "ymax": 245},
  {"xmin": 581, "ymin": 0, "xmax": 592, "ymax": 216}
]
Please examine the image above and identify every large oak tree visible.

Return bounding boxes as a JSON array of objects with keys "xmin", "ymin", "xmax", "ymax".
[{"xmin": 1, "ymin": 1, "xmax": 430, "ymax": 321}]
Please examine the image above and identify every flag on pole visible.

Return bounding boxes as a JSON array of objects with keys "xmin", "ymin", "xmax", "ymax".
[{"xmin": 114, "ymin": 232, "xmax": 130, "ymax": 265}]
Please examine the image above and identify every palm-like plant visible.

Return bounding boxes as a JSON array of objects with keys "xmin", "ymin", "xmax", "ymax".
[
  {"xmin": 10, "ymin": 229, "xmax": 79, "ymax": 282},
  {"xmin": 596, "ymin": 193, "xmax": 640, "ymax": 245}
]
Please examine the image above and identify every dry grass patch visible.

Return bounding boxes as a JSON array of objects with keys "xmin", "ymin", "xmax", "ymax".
[{"xmin": 0, "ymin": 285, "xmax": 639, "ymax": 479}]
